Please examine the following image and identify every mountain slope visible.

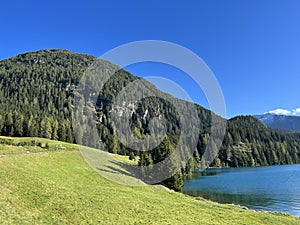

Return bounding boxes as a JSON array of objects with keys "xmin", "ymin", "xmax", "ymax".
[
  {"xmin": 1, "ymin": 49, "xmax": 300, "ymax": 191},
  {"xmin": 217, "ymin": 116, "xmax": 300, "ymax": 167},
  {"xmin": 0, "ymin": 49, "xmax": 95, "ymax": 142},
  {"xmin": 254, "ymin": 113, "xmax": 300, "ymax": 132}
]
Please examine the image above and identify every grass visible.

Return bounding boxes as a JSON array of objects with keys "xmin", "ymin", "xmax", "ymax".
[
  {"xmin": 0, "ymin": 137, "xmax": 299, "ymax": 224},
  {"xmin": 0, "ymin": 136, "xmax": 79, "ymax": 154}
]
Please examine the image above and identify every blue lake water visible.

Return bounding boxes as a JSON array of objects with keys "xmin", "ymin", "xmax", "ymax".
[{"xmin": 183, "ymin": 164, "xmax": 300, "ymax": 217}]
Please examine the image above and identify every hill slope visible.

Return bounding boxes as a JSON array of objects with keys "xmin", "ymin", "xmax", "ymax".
[
  {"xmin": 0, "ymin": 50, "xmax": 300, "ymax": 191},
  {"xmin": 0, "ymin": 138, "xmax": 299, "ymax": 224},
  {"xmin": 217, "ymin": 116, "xmax": 300, "ymax": 167}
]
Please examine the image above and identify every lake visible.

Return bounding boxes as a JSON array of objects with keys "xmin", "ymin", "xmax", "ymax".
[{"xmin": 183, "ymin": 164, "xmax": 300, "ymax": 217}]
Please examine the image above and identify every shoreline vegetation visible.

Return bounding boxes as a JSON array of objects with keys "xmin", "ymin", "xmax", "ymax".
[{"xmin": 0, "ymin": 136, "xmax": 299, "ymax": 224}]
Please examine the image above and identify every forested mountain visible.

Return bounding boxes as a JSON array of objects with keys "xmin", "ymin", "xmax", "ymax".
[
  {"xmin": 1, "ymin": 49, "xmax": 300, "ymax": 191},
  {"xmin": 254, "ymin": 113, "xmax": 300, "ymax": 132},
  {"xmin": 217, "ymin": 116, "xmax": 300, "ymax": 167},
  {"xmin": 0, "ymin": 49, "xmax": 95, "ymax": 142}
]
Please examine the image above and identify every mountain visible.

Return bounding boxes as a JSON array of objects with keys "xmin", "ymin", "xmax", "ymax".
[
  {"xmin": 254, "ymin": 113, "xmax": 300, "ymax": 132},
  {"xmin": 0, "ymin": 49, "xmax": 300, "ymax": 191}
]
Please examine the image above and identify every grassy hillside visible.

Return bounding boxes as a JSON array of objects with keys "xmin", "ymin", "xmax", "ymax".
[{"xmin": 0, "ymin": 137, "xmax": 299, "ymax": 224}]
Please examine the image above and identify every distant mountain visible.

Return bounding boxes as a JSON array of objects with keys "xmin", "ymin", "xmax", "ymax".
[{"xmin": 254, "ymin": 113, "xmax": 300, "ymax": 132}]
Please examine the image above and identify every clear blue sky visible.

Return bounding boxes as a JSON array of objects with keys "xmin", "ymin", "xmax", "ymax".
[{"xmin": 1, "ymin": 0, "xmax": 300, "ymax": 118}]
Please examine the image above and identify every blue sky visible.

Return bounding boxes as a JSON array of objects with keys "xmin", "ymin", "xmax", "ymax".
[{"xmin": 1, "ymin": 0, "xmax": 300, "ymax": 118}]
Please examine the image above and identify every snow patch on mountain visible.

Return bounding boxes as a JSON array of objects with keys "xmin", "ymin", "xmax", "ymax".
[
  {"xmin": 264, "ymin": 108, "xmax": 300, "ymax": 116},
  {"xmin": 254, "ymin": 109, "xmax": 300, "ymax": 132}
]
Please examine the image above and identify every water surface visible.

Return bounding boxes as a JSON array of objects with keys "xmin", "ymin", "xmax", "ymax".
[{"xmin": 183, "ymin": 164, "xmax": 300, "ymax": 217}]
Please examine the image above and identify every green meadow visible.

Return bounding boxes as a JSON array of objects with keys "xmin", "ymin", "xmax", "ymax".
[{"xmin": 0, "ymin": 137, "xmax": 299, "ymax": 224}]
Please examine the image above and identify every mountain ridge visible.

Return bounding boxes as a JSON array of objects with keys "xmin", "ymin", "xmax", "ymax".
[{"xmin": 254, "ymin": 113, "xmax": 300, "ymax": 132}]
